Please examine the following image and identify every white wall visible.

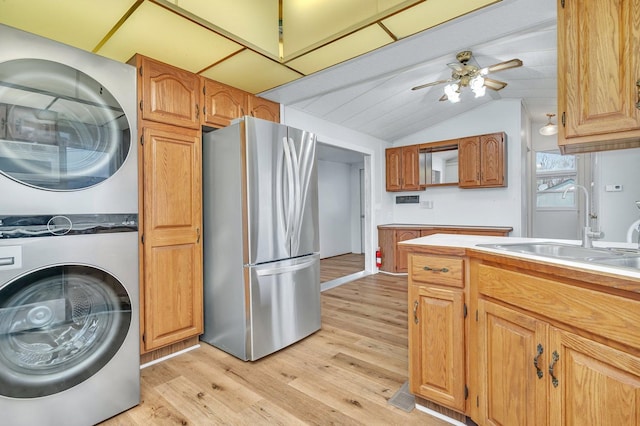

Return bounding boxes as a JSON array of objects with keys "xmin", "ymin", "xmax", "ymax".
[
  {"xmin": 596, "ymin": 147, "xmax": 640, "ymax": 242},
  {"xmin": 390, "ymin": 99, "xmax": 526, "ymax": 236},
  {"xmin": 318, "ymin": 160, "xmax": 353, "ymax": 258}
]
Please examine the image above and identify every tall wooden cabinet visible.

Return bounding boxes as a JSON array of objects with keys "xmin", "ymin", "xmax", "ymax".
[
  {"xmin": 458, "ymin": 133, "xmax": 506, "ymax": 188},
  {"xmin": 557, "ymin": 0, "xmax": 640, "ymax": 154},
  {"xmin": 131, "ymin": 54, "xmax": 203, "ymax": 355}
]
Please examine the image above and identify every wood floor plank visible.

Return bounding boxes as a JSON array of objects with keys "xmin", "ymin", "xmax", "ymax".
[{"xmin": 102, "ymin": 268, "xmax": 455, "ymax": 425}]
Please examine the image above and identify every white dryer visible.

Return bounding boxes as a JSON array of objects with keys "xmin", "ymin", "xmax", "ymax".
[
  {"xmin": 0, "ymin": 216, "xmax": 139, "ymax": 426},
  {"xmin": 0, "ymin": 24, "xmax": 137, "ymax": 215}
]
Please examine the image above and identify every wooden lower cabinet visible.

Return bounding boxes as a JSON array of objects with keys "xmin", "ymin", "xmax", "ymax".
[
  {"xmin": 408, "ymin": 253, "xmax": 467, "ymax": 413},
  {"xmin": 478, "ymin": 299, "xmax": 548, "ymax": 426},
  {"xmin": 378, "ymin": 225, "xmax": 512, "ymax": 273},
  {"xmin": 474, "ymin": 257, "xmax": 640, "ymax": 426}
]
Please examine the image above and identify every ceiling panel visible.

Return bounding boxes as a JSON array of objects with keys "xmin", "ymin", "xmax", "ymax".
[
  {"xmin": 282, "ymin": 0, "xmax": 421, "ymax": 59},
  {"xmin": 163, "ymin": 0, "xmax": 280, "ymax": 58},
  {"xmin": 382, "ymin": 0, "xmax": 501, "ymax": 38},
  {"xmin": 96, "ymin": 1, "xmax": 243, "ymax": 71},
  {"xmin": 286, "ymin": 25, "xmax": 394, "ymax": 75},
  {"xmin": 200, "ymin": 50, "xmax": 302, "ymax": 94},
  {"xmin": 0, "ymin": 0, "xmax": 137, "ymax": 51}
]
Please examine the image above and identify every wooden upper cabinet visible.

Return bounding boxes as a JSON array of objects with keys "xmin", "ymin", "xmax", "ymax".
[
  {"xmin": 458, "ymin": 132, "xmax": 506, "ymax": 188},
  {"xmin": 201, "ymin": 78, "xmax": 247, "ymax": 128},
  {"xmin": 134, "ymin": 55, "xmax": 201, "ymax": 129},
  {"xmin": 558, "ymin": 0, "xmax": 640, "ymax": 154},
  {"xmin": 247, "ymin": 95, "xmax": 280, "ymax": 122},
  {"xmin": 385, "ymin": 145, "xmax": 421, "ymax": 191}
]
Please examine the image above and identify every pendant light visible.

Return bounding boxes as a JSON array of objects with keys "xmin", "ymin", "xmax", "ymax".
[{"xmin": 539, "ymin": 113, "xmax": 558, "ymax": 136}]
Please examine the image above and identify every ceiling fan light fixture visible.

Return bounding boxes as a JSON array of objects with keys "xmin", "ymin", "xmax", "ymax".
[
  {"xmin": 470, "ymin": 76, "xmax": 485, "ymax": 97},
  {"xmin": 444, "ymin": 83, "xmax": 460, "ymax": 103},
  {"xmin": 539, "ymin": 113, "xmax": 558, "ymax": 136}
]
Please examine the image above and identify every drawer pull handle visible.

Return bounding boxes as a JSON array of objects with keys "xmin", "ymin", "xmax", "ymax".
[
  {"xmin": 549, "ymin": 350, "xmax": 560, "ymax": 388},
  {"xmin": 413, "ymin": 300, "xmax": 419, "ymax": 324},
  {"xmin": 533, "ymin": 343, "xmax": 544, "ymax": 379},
  {"xmin": 423, "ymin": 266, "xmax": 449, "ymax": 273}
]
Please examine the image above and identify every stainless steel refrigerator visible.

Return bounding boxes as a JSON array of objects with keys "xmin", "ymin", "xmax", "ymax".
[{"xmin": 201, "ymin": 116, "xmax": 320, "ymax": 361}]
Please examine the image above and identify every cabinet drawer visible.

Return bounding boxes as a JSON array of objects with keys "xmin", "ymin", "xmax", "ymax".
[{"xmin": 410, "ymin": 255, "xmax": 464, "ymax": 287}]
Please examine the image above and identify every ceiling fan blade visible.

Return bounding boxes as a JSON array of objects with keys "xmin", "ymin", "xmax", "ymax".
[
  {"xmin": 482, "ymin": 58, "xmax": 523, "ymax": 74},
  {"xmin": 483, "ymin": 77, "xmax": 508, "ymax": 91},
  {"xmin": 411, "ymin": 79, "xmax": 453, "ymax": 91},
  {"xmin": 447, "ymin": 62, "xmax": 464, "ymax": 72}
]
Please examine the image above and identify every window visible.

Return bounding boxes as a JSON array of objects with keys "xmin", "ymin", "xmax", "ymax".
[{"xmin": 535, "ymin": 151, "xmax": 577, "ymax": 209}]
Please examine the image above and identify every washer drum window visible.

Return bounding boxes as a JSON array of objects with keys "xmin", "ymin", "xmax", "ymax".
[
  {"xmin": 0, "ymin": 265, "xmax": 131, "ymax": 398},
  {"xmin": 0, "ymin": 59, "xmax": 131, "ymax": 190}
]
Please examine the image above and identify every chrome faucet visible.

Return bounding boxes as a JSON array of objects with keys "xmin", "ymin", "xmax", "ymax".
[{"xmin": 561, "ymin": 184, "xmax": 603, "ymax": 248}]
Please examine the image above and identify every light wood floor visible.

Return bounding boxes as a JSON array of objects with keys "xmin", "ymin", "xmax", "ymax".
[
  {"xmin": 102, "ymin": 273, "xmax": 451, "ymax": 425},
  {"xmin": 320, "ymin": 253, "xmax": 365, "ymax": 282}
]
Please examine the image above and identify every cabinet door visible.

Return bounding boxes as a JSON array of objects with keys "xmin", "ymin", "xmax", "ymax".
[
  {"xmin": 137, "ymin": 56, "xmax": 201, "ymax": 129},
  {"xmin": 385, "ymin": 147, "xmax": 402, "ymax": 191},
  {"xmin": 548, "ymin": 328, "xmax": 640, "ymax": 426},
  {"xmin": 409, "ymin": 285, "xmax": 465, "ymax": 411},
  {"xmin": 479, "ymin": 133, "xmax": 505, "ymax": 186},
  {"xmin": 558, "ymin": 0, "xmax": 640, "ymax": 153},
  {"xmin": 141, "ymin": 125, "xmax": 203, "ymax": 351},
  {"xmin": 402, "ymin": 145, "xmax": 421, "ymax": 190},
  {"xmin": 458, "ymin": 136, "xmax": 481, "ymax": 187},
  {"xmin": 201, "ymin": 78, "xmax": 246, "ymax": 128},
  {"xmin": 395, "ymin": 229, "xmax": 420, "ymax": 272},
  {"xmin": 478, "ymin": 299, "xmax": 548, "ymax": 426},
  {"xmin": 247, "ymin": 95, "xmax": 280, "ymax": 122}
]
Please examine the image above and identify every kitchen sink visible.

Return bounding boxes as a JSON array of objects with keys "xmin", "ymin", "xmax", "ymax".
[
  {"xmin": 475, "ymin": 242, "xmax": 616, "ymax": 260},
  {"xmin": 587, "ymin": 255, "xmax": 640, "ymax": 269},
  {"xmin": 476, "ymin": 242, "xmax": 640, "ymax": 271}
]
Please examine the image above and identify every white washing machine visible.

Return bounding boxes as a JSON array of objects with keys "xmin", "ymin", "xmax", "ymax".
[
  {"xmin": 0, "ymin": 220, "xmax": 139, "ymax": 426},
  {"xmin": 0, "ymin": 23, "xmax": 137, "ymax": 215},
  {"xmin": 0, "ymin": 24, "xmax": 140, "ymax": 425}
]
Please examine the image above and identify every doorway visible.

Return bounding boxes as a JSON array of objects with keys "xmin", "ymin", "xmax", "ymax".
[{"xmin": 316, "ymin": 142, "xmax": 369, "ymax": 290}]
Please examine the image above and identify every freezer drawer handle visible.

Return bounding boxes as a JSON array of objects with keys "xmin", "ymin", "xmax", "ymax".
[
  {"xmin": 0, "ymin": 256, "xmax": 15, "ymax": 266},
  {"xmin": 255, "ymin": 258, "xmax": 317, "ymax": 277}
]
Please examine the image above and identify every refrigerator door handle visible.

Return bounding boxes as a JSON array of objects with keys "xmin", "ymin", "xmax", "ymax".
[{"xmin": 255, "ymin": 257, "xmax": 317, "ymax": 277}]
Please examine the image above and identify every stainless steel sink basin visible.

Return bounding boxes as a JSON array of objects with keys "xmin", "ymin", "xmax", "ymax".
[
  {"xmin": 476, "ymin": 242, "xmax": 640, "ymax": 271},
  {"xmin": 587, "ymin": 255, "xmax": 640, "ymax": 269},
  {"xmin": 476, "ymin": 242, "xmax": 615, "ymax": 259}
]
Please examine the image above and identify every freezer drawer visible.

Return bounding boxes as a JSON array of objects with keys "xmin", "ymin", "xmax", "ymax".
[{"xmin": 248, "ymin": 254, "xmax": 321, "ymax": 360}]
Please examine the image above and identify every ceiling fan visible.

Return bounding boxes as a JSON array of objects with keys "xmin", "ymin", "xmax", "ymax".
[{"xmin": 411, "ymin": 50, "xmax": 523, "ymax": 103}]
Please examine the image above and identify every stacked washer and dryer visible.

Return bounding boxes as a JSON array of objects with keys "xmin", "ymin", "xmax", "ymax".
[{"xmin": 0, "ymin": 24, "xmax": 140, "ymax": 425}]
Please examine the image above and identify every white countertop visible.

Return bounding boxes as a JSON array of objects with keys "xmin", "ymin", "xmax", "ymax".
[{"xmin": 400, "ymin": 234, "xmax": 640, "ymax": 280}]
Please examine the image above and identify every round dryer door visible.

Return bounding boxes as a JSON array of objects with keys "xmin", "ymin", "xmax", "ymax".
[
  {"xmin": 0, "ymin": 58, "xmax": 131, "ymax": 190},
  {"xmin": 0, "ymin": 265, "xmax": 132, "ymax": 398}
]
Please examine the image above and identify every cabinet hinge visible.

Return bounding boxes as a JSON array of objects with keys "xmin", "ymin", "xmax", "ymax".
[
  {"xmin": 561, "ymin": 0, "xmax": 565, "ymax": 8},
  {"xmin": 561, "ymin": 111, "xmax": 566, "ymax": 127},
  {"xmin": 142, "ymin": 332, "xmax": 146, "ymax": 343},
  {"xmin": 139, "ymin": 100, "xmax": 143, "ymax": 111},
  {"xmin": 139, "ymin": 66, "xmax": 142, "ymax": 77},
  {"xmin": 476, "ymin": 310, "xmax": 478, "ymax": 321},
  {"xmin": 463, "ymin": 303, "xmax": 468, "ymax": 319},
  {"xmin": 202, "ymin": 86, "xmax": 206, "ymax": 95},
  {"xmin": 477, "ymin": 396, "xmax": 479, "ymax": 407},
  {"xmin": 464, "ymin": 385, "xmax": 469, "ymax": 400},
  {"xmin": 140, "ymin": 134, "xmax": 144, "ymax": 146},
  {"xmin": 141, "ymin": 234, "xmax": 144, "ymax": 244}
]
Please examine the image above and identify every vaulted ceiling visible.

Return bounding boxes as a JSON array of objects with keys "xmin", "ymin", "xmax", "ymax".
[{"xmin": 0, "ymin": 0, "xmax": 557, "ymax": 142}]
